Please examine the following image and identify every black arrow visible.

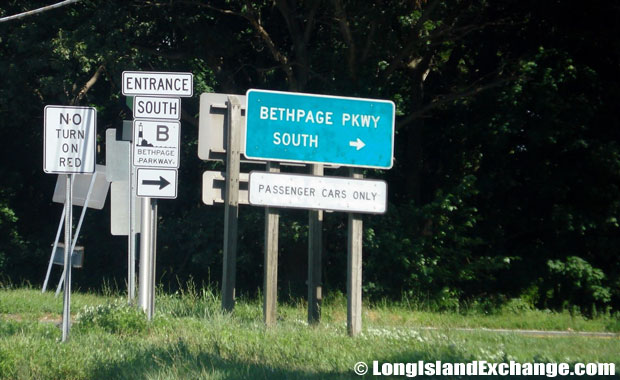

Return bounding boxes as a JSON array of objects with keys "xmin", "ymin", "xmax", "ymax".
[{"xmin": 142, "ymin": 176, "xmax": 170, "ymax": 190}]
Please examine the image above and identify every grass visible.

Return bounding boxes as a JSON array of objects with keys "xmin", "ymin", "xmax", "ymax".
[
  {"xmin": 0, "ymin": 286, "xmax": 619, "ymax": 379},
  {"xmin": 0, "ymin": 287, "xmax": 105, "ymax": 320},
  {"xmin": 360, "ymin": 305, "xmax": 620, "ymax": 333}
]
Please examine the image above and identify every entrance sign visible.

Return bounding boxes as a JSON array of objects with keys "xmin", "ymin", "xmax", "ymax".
[
  {"xmin": 244, "ymin": 89, "xmax": 395, "ymax": 169},
  {"xmin": 133, "ymin": 96, "xmax": 181, "ymax": 120},
  {"xmin": 249, "ymin": 171, "xmax": 387, "ymax": 214},
  {"xmin": 136, "ymin": 168, "xmax": 177, "ymax": 198},
  {"xmin": 44, "ymin": 105, "xmax": 96, "ymax": 174},
  {"xmin": 132, "ymin": 119, "xmax": 180, "ymax": 168},
  {"xmin": 122, "ymin": 71, "xmax": 193, "ymax": 97}
]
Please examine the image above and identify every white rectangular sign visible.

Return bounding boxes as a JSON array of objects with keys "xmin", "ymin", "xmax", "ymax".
[
  {"xmin": 44, "ymin": 105, "xmax": 96, "ymax": 174},
  {"xmin": 133, "ymin": 96, "xmax": 181, "ymax": 120},
  {"xmin": 249, "ymin": 171, "xmax": 387, "ymax": 214},
  {"xmin": 136, "ymin": 168, "xmax": 177, "ymax": 199},
  {"xmin": 122, "ymin": 71, "xmax": 193, "ymax": 97},
  {"xmin": 133, "ymin": 119, "xmax": 180, "ymax": 168}
]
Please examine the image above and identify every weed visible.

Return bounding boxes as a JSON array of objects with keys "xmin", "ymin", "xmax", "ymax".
[{"xmin": 75, "ymin": 300, "xmax": 147, "ymax": 335}]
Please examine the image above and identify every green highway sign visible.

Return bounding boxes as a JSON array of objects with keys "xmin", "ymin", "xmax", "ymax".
[{"xmin": 244, "ymin": 89, "xmax": 395, "ymax": 169}]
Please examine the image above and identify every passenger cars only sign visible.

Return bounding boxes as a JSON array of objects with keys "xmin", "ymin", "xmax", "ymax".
[{"xmin": 43, "ymin": 106, "xmax": 96, "ymax": 174}]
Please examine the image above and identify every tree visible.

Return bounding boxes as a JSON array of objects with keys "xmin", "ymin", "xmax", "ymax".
[{"xmin": 1, "ymin": 0, "xmax": 619, "ymax": 311}]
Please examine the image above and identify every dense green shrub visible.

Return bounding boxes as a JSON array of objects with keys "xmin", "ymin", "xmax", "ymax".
[{"xmin": 542, "ymin": 256, "xmax": 611, "ymax": 314}]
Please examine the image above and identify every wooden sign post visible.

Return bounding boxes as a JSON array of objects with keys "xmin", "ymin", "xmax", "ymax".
[
  {"xmin": 221, "ymin": 95, "xmax": 242, "ymax": 311},
  {"xmin": 347, "ymin": 168, "xmax": 364, "ymax": 336},
  {"xmin": 263, "ymin": 161, "xmax": 280, "ymax": 326},
  {"xmin": 307, "ymin": 164, "xmax": 324, "ymax": 324}
]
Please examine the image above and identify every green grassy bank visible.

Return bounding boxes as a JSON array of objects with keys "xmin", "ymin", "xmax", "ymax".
[{"xmin": 1, "ymin": 288, "xmax": 618, "ymax": 379}]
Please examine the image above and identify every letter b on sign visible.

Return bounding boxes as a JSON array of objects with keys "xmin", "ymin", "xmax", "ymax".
[{"xmin": 157, "ymin": 125, "xmax": 169, "ymax": 141}]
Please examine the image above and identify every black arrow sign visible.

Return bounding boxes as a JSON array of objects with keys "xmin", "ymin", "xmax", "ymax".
[{"xmin": 142, "ymin": 176, "xmax": 170, "ymax": 190}]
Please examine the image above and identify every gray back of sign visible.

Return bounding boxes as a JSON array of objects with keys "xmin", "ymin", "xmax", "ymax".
[
  {"xmin": 110, "ymin": 181, "xmax": 141, "ymax": 235},
  {"xmin": 198, "ymin": 93, "xmax": 247, "ymax": 161},
  {"xmin": 52, "ymin": 165, "xmax": 110, "ymax": 209},
  {"xmin": 105, "ymin": 128, "xmax": 131, "ymax": 182}
]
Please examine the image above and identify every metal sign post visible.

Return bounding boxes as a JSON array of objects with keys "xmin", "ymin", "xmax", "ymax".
[
  {"xmin": 129, "ymin": 148, "xmax": 137, "ymax": 302},
  {"xmin": 62, "ymin": 175, "xmax": 73, "ymax": 342},
  {"xmin": 138, "ymin": 197, "xmax": 157, "ymax": 319},
  {"xmin": 149, "ymin": 200, "xmax": 158, "ymax": 319},
  {"xmin": 44, "ymin": 105, "xmax": 96, "ymax": 343},
  {"xmin": 138, "ymin": 196, "xmax": 152, "ymax": 317},
  {"xmin": 54, "ymin": 171, "xmax": 99, "ymax": 296}
]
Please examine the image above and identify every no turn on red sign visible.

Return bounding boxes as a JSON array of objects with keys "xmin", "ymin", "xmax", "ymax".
[{"xmin": 43, "ymin": 106, "xmax": 96, "ymax": 174}]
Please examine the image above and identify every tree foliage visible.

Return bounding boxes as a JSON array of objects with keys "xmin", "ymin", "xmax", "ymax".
[{"xmin": 0, "ymin": 0, "xmax": 619, "ymax": 312}]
